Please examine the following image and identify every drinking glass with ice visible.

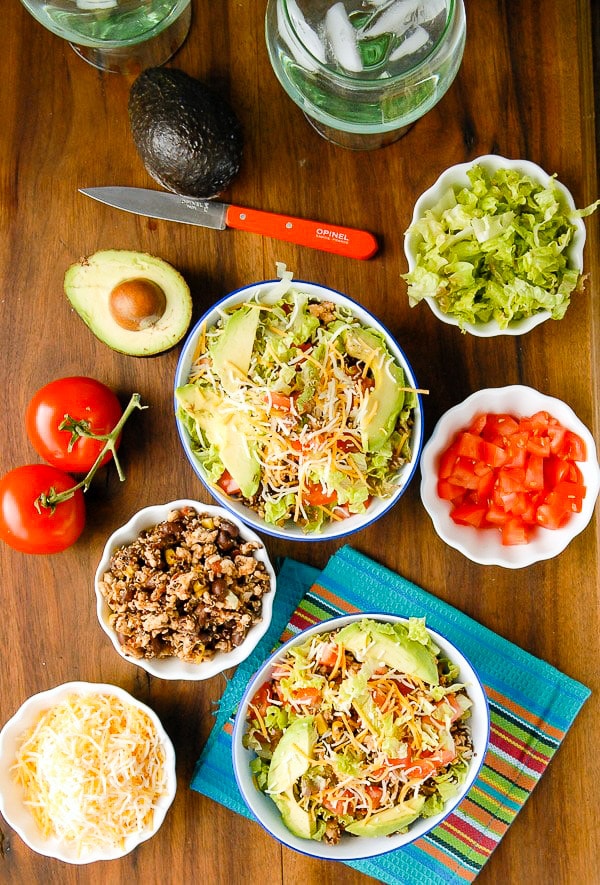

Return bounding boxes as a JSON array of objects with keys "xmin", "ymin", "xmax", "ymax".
[{"xmin": 266, "ymin": 0, "xmax": 466, "ymax": 149}]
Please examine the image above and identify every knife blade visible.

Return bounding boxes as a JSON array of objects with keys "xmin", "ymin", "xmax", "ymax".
[{"xmin": 79, "ymin": 187, "xmax": 378, "ymax": 260}]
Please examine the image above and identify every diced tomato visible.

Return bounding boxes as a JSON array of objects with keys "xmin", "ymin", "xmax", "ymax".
[
  {"xmin": 371, "ymin": 686, "xmax": 390, "ymax": 709},
  {"xmin": 455, "ymin": 431, "xmax": 483, "ymax": 461},
  {"xmin": 438, "ymin": 442, "xmax": 459, "ymax": 479},
  {"xmin": 318, "ymin": 642, "xmax": 340, "ymax": 669},
  {"xmin": 336, "ymin": 437, "xmax": 360, "ymax": 453},
  {"xmin": 291, "ymin": 687, "xmax": 322, "ymax": 707},
  {"xmin": 527, "ymin": 411, "xmax": 552, "ymax": 433},
  {"xmin": 432, "ymin": 693, "xmax": 464, "ymax": 724},
  {"xmin": 526, "ymin": 434, "xmax": 552, "ymax": 457},
  {"xmin": 536, "ymin": 502, "xmax": 569, "ymax": 530},
  {"xmin": 543, "ymin": 456, "xmax": 570, "ymax": 488},
  {"xmin": 548, "ymin": 481, "xmax": 585, "ymax": 514},
  {"xmin": 547, "ymin": 423, "xmax": 567, "ymax": 454},
  {"xmin": 249, "ymin": 682, "xmax": 272, "ymax": 717},
  {"xmin": 561, "ymin": 430, "xmax": 587, "ymax": 462},
  {"xmin": 448, "ymin": 457, "xmax": 480, "ymax": 490},
  {"xmin": 303, "ymin": 482, "xmax": 337, "ymax": 507},
  {"xmin": 450, "ymin": 501, "xmax": 487, "ymax": 527},
  {"xmin": 503, "ymin": 431, "xmax": 529, "ymax": 467},
  {"xmin": 524, "ymin": 454, "xmax": 545, "ymax": 490},
  {"xmin": 484, "ymin": 502, "xmax": 511, "ymax": 525},
  {"xmin": 364, "ymin": 784, "xmax": 383, "ymax": 809},
  {"xmin": 468, "ymin": 413, "xmax": 488, "ymax": 435},
  {"xmin": 217, "ymin": 470, "xmax": 241, "ymax": 496},
  {"xmin": 266, "ymin": 392, "xmax": 293, "ymax": 411},
  {"xmin": 496, "ymin": 466, "xmax": 526, "ymax": 495},
  {"xmin": 405, "ymin": 748, "xmax": 456, "ymax": 780},
  {"xmin": 482, "ymin": 413, "xmax": 520, "ymax": 439},
  {"xmin": 474, "ymin": 468, "xmax": 495, "ymax": 502},
  {"xmin": 436, "ymin": 408, "xmax": 588, "ymax": 546},
  {"xmin": 322, "ymin": 790, "xmax": 356, "ymax": 816},
  {"xmin": 501, "ymin": 517, "xmax": 530, "ymax": 545},
  {"xmin": 437, "ymin": 478, "xmax": 465, "ymax": 501},
  {"xmin": 508, "ymin": 491, "xmax": 530, "ymax": 516},
  {"xmin": 480, "ymin": 439, "xmax": 508, "ymax": 468}
]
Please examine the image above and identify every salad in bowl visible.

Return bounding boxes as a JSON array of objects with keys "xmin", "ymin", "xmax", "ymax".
[
  {"xmin": 232, "ymin": 614, "xmax": 489, "ymax": 860},
  {"xmin": 175, "ymin": 268, "xmax": 423, "ymax": 539}
]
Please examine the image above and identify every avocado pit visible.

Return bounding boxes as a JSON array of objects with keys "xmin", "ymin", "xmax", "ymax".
[{"xmin": 109, "ymin": 278, "xmax": 167, "ymax": 331}]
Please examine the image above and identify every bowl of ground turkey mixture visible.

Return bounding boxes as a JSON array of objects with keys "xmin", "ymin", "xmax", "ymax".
[{"xmin": 94, "ymin": 500, "xmax": 277, "ymax": 680}]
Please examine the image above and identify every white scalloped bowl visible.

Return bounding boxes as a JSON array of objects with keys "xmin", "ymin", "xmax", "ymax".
[
  {"xmin": 0, "ymin": 681, "xmax": 176, "ymax": 864},
  {"xmin": 232, "ymin": 612, "xmax": 490, "ymax": 861},
  {"xmin": 404, "ymin": 155, "xmax": 587, "ymax": 337},
  {"xmin": 420, "ymin": 386, "xmax": 600, "ymax": 567},
  {"xmin": 174, "ymin": 279, "xmax": 424, "ymax": 541},
  {"xmin": 95, "ymin": 500, "xmax": 276, "ymax": 680}
]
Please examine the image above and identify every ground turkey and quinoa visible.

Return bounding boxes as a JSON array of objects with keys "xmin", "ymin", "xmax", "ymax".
[{"xmin": 98, "ymin": 507, "xmax": 272, "ymax": 663}]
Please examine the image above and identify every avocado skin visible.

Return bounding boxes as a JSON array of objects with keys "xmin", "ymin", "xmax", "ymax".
[{"xmin": 129, "ymin": 67, "xmax": 243, "ymax": 198}]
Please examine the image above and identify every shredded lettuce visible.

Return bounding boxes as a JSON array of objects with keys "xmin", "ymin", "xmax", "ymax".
[{"xmin": 403, "ymin": 164, "xmax": 599, "ymax": 330}]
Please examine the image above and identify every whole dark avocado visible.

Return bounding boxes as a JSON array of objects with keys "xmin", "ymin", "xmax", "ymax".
[{"xmin": 128, "ymin": 67, "xmax": 243, "ymax": 199}]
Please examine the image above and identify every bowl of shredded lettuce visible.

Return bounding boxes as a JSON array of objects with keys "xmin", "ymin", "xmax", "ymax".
[
  {"xmin": 174, "ymin": 266, "xmax": 424, "ymax": 540},
  {"xmin": 232, "ymin": 613, "xmax": 489, "ymax": 860},
  {"xmin": 403, "ymin": 155, "xmax": 597, "ymax": 336}
]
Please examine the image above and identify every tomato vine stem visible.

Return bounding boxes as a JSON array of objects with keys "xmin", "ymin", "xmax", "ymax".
[{"xmin": 35, "ymin": 393, "xmax": 146, "ymax": 512}]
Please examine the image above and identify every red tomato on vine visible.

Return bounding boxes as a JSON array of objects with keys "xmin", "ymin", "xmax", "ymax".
[
  {"xmin": 26, "ymin": 377, "xmax": 123, "ymax": 473},
  {"xmin": 0, "ymin": 465, "xmax": 85, "ymax": 554}
]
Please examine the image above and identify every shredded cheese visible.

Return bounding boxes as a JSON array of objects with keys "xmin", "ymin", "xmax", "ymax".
[{"xmin": 11, "ymin": 693, "xmax": 168, "ymax": 856}]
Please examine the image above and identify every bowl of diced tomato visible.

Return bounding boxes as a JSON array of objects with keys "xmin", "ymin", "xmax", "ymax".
[{"xmin": 420, "ymin": 386, "xmax": 600, "ymax": 567}]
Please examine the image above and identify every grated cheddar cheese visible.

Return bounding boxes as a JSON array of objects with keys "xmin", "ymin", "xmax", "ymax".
[{"xmin": 11, "ymin": 692, "xmax": 168, "ymax": 855}]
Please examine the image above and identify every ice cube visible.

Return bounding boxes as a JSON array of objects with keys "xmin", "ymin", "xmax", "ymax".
[
  {"xmin": 416, "ymin": 0, "xmax": 447, "ymax": 26},
  {"xmin": 325, "ymin": 2, "xmax": 363, "ymax": 73},
  {"xmin": 361, "ymin": 0, "xmax": 421, "ymax": 38},
  {"xmin": 287, "ymin": 0, "xmax": 327, "ymax": 63},
  {"xmin": 277, "ymin": 0, "xmax": 326, "ymax": 72},
  {"xmin": 388, "ymin": 25, "xmax": 430, "ymax": 61}
]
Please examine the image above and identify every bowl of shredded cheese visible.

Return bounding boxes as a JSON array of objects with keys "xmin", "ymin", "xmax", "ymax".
[{"xmin": 0, "ymin": 682, "xmax": 176, "ymax": 863}]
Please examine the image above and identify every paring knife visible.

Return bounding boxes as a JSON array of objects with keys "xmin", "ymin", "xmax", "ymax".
[{"xmin": 79, "ymin": 187, "xmax": 378, "ymax": 260}]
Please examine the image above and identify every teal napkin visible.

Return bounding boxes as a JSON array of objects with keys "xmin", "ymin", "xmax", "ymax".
[{"xmin": 191, "ymin": 546, "xmax": 590, "ymax": 883}]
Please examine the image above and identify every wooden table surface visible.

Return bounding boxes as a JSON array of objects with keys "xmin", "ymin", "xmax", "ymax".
[{"xmin": 1, "ymin": 1, "xmax": 598, "ymax": 883}]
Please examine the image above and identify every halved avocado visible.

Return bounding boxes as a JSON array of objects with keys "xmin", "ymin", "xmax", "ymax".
[
  {"xmin": 64, "ymin": 249, "xmax": 192, "ymax": 357},
  {"xmin": 128, "ymin": 67, "xmax": 243, "ymax": 199}
]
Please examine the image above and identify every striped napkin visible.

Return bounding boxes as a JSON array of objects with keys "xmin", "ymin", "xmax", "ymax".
[{"xmin": 191, "ymin": 546, "xmax": 590, "ymax": 883}]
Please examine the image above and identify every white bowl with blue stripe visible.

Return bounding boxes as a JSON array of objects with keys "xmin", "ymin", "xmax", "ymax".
[
  {"xmin": 174, "ymin": 279, "xmax": 424, "ymax": 541},
  {"xmin": 232, "ymin": 612, "xmax": 490, "ymax": 860}
]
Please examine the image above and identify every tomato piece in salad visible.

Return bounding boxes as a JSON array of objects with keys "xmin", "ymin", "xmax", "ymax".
[
  {"xmin": 217, "ymin": 470, "xmax": 242, "ymax": 496},
  {"xmin": 437, "ymin": 411, "xmax": 587, "ymax": 545}
]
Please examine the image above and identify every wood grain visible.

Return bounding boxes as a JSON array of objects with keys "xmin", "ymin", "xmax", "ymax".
[{"xmin": 0, "ymin": 1, "xmax": 598, "ymax": 883}]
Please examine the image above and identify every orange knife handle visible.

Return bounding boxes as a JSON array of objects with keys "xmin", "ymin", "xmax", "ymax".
[{"xmin": 225, "ymin": 205, "xmax": 378, "ymax": 260}]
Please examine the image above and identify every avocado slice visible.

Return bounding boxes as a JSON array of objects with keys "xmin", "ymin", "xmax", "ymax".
[
  {"xmin": 176, "ymin": 384, "xmax": 260, "ymax": 498},
  {"xmin": 272, "ymin": 789, "xmax": 317, "ymax": 840},
  {"xmin": 64, "ymin": 250, "xmax": 192, "ymax": 357},
  {"xmin": 267, "ymin": 718, "xmax": 316, "ymax": 794},
  {"xmin": 343, "ymin": 327, "xmax": 407, "ymax": 452},
  {"xmin": 210, "ymin": 305, "xmax": 261, "ymax": 394},
  {"xmin": 129, "ymin": 68, "xmax": 243, "ymax": 199},
  {"xmin": 336, "ymin": 619, "xmax": 439, "ymax": 686},
  {"xmin": 345, "ymin": 794, "xmax": 426, "ymax": 837}
]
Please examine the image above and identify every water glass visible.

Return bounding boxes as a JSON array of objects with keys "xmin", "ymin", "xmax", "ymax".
[
  {"xmin": 19, "ymin": 0, "xmax": 191, "ymax": 73},
  {"xmin": 265, "ymin": 0, "xmax": 466, "ymax": 150}
]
